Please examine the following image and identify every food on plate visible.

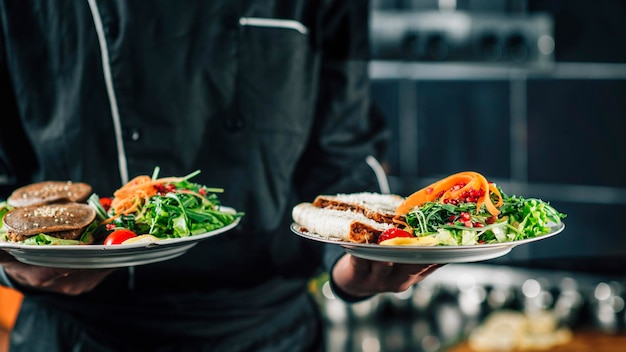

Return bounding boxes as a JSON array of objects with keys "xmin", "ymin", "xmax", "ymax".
[
  {"xmin": 311, "ymin": 192, "xmax": 403, "ymax": 224},
  {"xmin": 377, "ymin": 228, "xmax": 438, "ymax": 246},
  {"xmin": 103, "ymin": 229, "xmax": 138, "ymax": 245},
  {"xmin": 121, "ymin": 234, "xmax": 159, "ymax": 245},
  {"xmin": 291, "ymin": 171, "xmax": 566, "ymax": 246},
  {"xmin": 395, "ymin": 171, "xmax": 503, "ymax": 216},
  {"xmin": 2, "ymin": 203, "xmax": 98, "ymax": 245},
  {"xmin": 0, "ymin": 167, "xmax": 243, "ymax": 245},
  {"xmin": 91, "ymin": 168, "xmax": 243, "ymax": 241},
  {"xmin": 292, "ymin": 202, "xmax": 394, "ymax": 243},
  {"xmin": 467, "ymin": 310, "xmax": 572, "ymax": 352},
  {"xmin": 377, "ymin": 228, "xmax": 412, "ymax": 243},
  {"xmin": 7, "ymin": 180, "xmax": 92, "ymax": 208},
  {"xmin": 394, "ymin": 171, "xmax": 566, "ymax": 246},
  {"xmin": 291, "ymin": 192, "xmax": 403, "ymax": 243}
]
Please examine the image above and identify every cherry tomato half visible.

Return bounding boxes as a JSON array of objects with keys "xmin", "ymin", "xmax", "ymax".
[
  {"xmin": 104, "ymin": 229, "xmax": 138, "ymax": 245},
  {"xmin": 377, "ymin": 228, "xmax": 412, "ymax": 244},
  {"xmin": 99, "ymin": 197, "xmax": 113, "ymax": 211}
]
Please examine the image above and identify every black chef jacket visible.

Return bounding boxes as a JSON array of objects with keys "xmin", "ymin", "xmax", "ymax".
[{"xmin": 0, "ymin": 1, "xmax": 388, "ymax": 351}]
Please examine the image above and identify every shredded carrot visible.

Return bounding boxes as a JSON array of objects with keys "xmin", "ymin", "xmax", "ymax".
[
  {"xmin": 395, "ymin": 171, "xmax": 503, "ymax": 216},
  {"xmin": 102, "ymin": 175, "xmax": 187, "ymax": 223}
]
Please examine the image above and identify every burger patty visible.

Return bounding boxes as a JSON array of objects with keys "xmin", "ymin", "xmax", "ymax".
[{"xmin": 5, "ymin": 228, "xmax": 85, "ymax": 243}]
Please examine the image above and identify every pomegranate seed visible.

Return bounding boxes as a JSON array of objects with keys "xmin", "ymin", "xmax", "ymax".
[
  {"xmin": 426, "ymin": 187, "xmax": 433, "ymax": 194},
  {"xmin": 464, "ymin": 220, "xmax": 473, "ymax": 227},
  {"xmin": 474, "ymin": 223, "xmax": 484, "ymax": 228},
  {"xmin": 461, "ymin": 212, "xmax": 471, "ymax": 221}
]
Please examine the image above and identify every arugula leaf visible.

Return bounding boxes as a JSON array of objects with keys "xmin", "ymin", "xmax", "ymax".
[
  {"xmin": 404, "ymin": 190, "xmax": 566, "ymax": 246},
  {"xmin": 104, "ymin": 172, "xmax": 243, "ymax": 240}
]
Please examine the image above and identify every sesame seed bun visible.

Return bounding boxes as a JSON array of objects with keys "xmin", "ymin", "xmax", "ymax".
[
  {"xmin": 7, "ymin": 181, "xmax": 92, "ymax": 208},
  {"xmin": 2, "ymin": 203, "xmax": 96, "ymax": 243}
]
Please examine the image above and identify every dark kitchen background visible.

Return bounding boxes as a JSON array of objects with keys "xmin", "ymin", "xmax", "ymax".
[
  {"xmin": 0, "ymin": 1, "xmax": 625, "ymax": 351},
  {"xmin": 316, "ymin": 0, "xmax": 626, "ymax": 351}
]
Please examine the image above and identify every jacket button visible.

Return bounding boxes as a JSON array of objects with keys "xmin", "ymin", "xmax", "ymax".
[
  {"xmin": 224, "ymin": 118, "xmax": 244, "ymax": 132},
  {"xmin": 127, "ymin": 128, "xmax": 141, "ymax": 141}
]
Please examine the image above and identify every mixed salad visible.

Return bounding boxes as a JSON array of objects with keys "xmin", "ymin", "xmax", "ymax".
[
  {"xmin": 381, "ymin": 171, "xmax": 566, "ymax": 246},
  {"xmin": 0, "ymin": 168, "xmax": 243, "ymax": 245},
  {"xmin": 90, "ymin": 168, "xmax": 244, "ymax": 245}
]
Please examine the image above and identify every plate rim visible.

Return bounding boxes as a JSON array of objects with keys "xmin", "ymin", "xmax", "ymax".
[
  {"xmin": 3, "ymin": 242, "xmax": 199, "ymax": 269},
  {"xmin": 290, "ymin": 221, "xmax": 565, "ymax": 251},
  {"xmin": 0, "ymin": 206, "xmax": 240, "ymax": 252}
]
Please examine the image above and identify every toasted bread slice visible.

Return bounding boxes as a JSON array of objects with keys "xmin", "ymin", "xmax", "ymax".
[
  {"xmin": 7, "ymin": 181, "xmax": 92, "ymax": 207},
  {"xmin": 2, "ymin": 203, "xmax": 96, "ymax": 241},
  {"xmin": 292, "ymin": 202, "xmax": 393, "ymax": 243}
]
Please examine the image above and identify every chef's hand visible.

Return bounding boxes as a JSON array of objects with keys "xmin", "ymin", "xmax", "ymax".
[
  {"xmin": 331, "ymin": 253, "xmax": 443, "ymax": 299},
  {"xmin": 0, "ymin": 251, "xmax": 114, "ymax": 296}
]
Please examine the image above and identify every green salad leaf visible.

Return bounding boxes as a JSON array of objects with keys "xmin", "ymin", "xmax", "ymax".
[
  {"xmin": 101, "ymin": 169, "xmax": 244, "ymax": 240},
  {"xmin": 0, "ymin": 201, "xmax": 12, "ymax": 241},
  {"xmin": 403, "ymin": 188, "xmax": 566, "ymax": 246}
]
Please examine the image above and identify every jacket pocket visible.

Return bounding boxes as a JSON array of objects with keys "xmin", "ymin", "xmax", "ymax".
[
  {"xmin": 239, "ymin": 17, "xmax": 309, "ymax": 34},
  {"xmin": 236, "ymin": 16, "xmax": 315, "ymax": 135},
  {"xmin": 235, "ymin": 16, "xmax": 317, "ymax": 198}
]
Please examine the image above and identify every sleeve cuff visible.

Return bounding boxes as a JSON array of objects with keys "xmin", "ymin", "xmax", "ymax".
[
  {"xmin": 328, "ymin": 273, "xmax": 374, "ymax": 303},
  {"xmin": 325, "ymin": 245, "xmax": 374, "ymax": 303}
]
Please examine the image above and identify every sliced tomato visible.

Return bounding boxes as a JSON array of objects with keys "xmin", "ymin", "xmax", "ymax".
[
  {"xmin": 377, "ymin": 228, "xmax": 412, "ymax": 244},
  {"xmin": 99, "ymin": 197, "xmax": 113, "ymax": 211},
  {"xmin": 104, "ymin": 229, "xmax": 138, "ymax": 245}
]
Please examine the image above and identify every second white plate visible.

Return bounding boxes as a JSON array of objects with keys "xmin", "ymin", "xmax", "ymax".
[{"xmin": 291, "ymin": 222, "xmax": 565, "ymax": 264}]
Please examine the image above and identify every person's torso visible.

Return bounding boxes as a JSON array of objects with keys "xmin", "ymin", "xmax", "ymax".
[{"xmin": 1, "ymin": 0, "xmax": 328, "ymax": 298}]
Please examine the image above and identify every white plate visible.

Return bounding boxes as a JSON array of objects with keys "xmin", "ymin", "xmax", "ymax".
[
  {"xmin": 0, "ymin": 207, "xmax": 241, "ymax": 269},
  {"xmin": 291, "ymin": 222, "xmax": 565, "ymax": 264}
]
